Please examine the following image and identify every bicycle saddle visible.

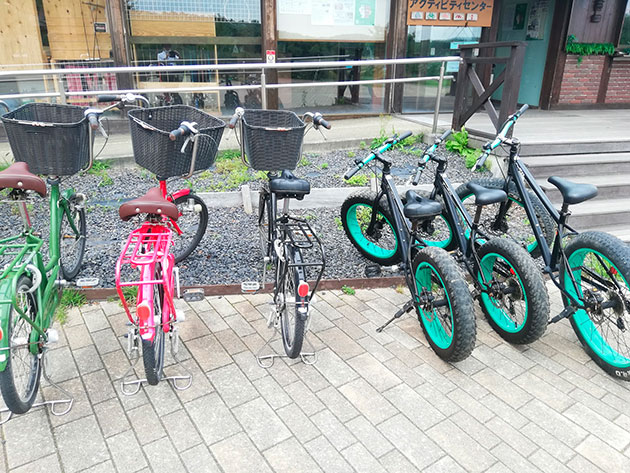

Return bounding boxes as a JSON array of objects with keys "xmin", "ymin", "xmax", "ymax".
[
  {"xmin": 547, "ymin": 176, "xmax": 597, "ymax": 205},
  {"xmin": 0, "ymin": 162, "xmax": 46, "ymax": 197},
  {"xmin": 403, "ymin": 190, "xmax": 442, "ymax": 220},
  {"xmin": 119, "ymin": 187, "xmax": 179, "ymax": 221},
  {"xmin": 269, "ymin": 170, "xmax": 310, "ymax": 200},
  {"xmin": 467, "ymin": 182, "xmax": 507, "ymax": 206}
]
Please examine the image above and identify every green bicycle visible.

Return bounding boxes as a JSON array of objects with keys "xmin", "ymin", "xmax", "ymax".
[{"xmin": 0, "ymin": 103, "xmax": 98, "ymax": 419}]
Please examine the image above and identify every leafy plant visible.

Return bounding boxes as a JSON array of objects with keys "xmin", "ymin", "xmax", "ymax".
[
  {"xmin": 346, "ymin": 174, "xmax": 369, "ymax": 187},
  {"xmin": 320, "ymin": 163, "xmax": 329, "ymax": 170},
  {"xmin": 566, "ymin": 35, "xmax": 615, "ymax": 64},
  {"xmin": 334, "ymin": 216, "xmax": 343, "ymax": 230},
  {"xmin": 341, "ymin": 285, "xmax": 355, "ymax": 295},
  {"xmin": 445, "ymin": 128, "xmax": 486, "ymax": 170},
  {"xmin": 298, "ymin": 156, "xmax": 311, "ymax": 167},
  {"xmin": 87, "ymin": 159, "xmax": 112, "ymax": 174},
  {"xmin": 347, "ymin": 151, "xmax": 356, "ymax": 158},
  {"xmin": 359, "ymin": 141, "xmax": 367, "ymax": 150},
  {"xmin": 216, "ymin": 149, "xmax": 241, "ymax": 161}
]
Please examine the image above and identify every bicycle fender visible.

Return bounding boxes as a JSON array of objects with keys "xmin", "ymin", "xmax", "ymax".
[
  {"xmin": 170, "ymin": 188, "xmax": 191, "ymax": 201},
  {"xmin": 0, "ymin": 280, "xmax": 14, "ymax": 371}
]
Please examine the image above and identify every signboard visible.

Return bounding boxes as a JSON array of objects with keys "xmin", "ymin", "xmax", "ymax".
[
  {"xmin": 407, "ymin": 0, "xmax": 494, "ymax": 27},
  {"xmin": 94, "ymin": 22, "xmax": 107, "ymax": 33},
  {"xmin": 266, "ymin": 50, "xmax": 276, "ymax": 63}
]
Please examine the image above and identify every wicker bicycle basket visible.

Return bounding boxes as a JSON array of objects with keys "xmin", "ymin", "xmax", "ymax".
[
  {"xmin": 128, "ymin": 106, "xmax": 225, "ymax": 179},
  {"xmin": 1, "ymin": 103, "xmax": 92, "ymax": 175},
  {"xmin": 242, "ymin": 110, "xmax": 306, "ymax": 171}
]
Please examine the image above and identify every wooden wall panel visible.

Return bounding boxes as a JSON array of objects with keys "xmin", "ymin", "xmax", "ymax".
[
  {"xmin": 129, "ymin": 11, "xmax": 216, "ymax": 37},
  {"xmin": 43, "ymin": 0, "xmax": 112, "ymax": 60},
  {"xmin": 568, "ymin": 0, "xmax": 626, "ymax": 43},
  {"xmin": 0, "ymin": 0, "xmax": 46, "ymax": 65}
]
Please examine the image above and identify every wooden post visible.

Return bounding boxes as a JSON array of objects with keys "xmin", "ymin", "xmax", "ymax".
[
  {"xmin": 386, "ymin": 0, "xmax": 408, "ymax": 113},
  {"xmin": 105, "ymin": 0, "xmax": 133, "ymax": 90},
  {"xmin": 261, "ymin": 0, "xmax": 278, "ymax": 109},
  {"xmin": 452, "ymin": 48, "xmax": 473, "ymax": 131},
  {"xmin": 498, "ymin": 43, "xmax": 526, "ymax": 128}
]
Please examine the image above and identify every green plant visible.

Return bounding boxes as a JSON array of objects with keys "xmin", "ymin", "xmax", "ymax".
[
  {"xmin": 298, "ymin": 156, "xmax": 311, "ymax": 167},
  {"xmin": 347, "ymin": 151, "xmax": 356, "ymax": 158},
  {"xmin": 55, "ymin": 289, "xmax": 87, "ymax": 324},
  {"xmin": 346, "ymin": 174, "xmax": 369, "ymax": 187},
  {"xmin": 334, "ymin": 216, "xmax": 343, "ymax": 230},
  {"xmin": 87, "ymin": 160, "xmax": 112, "ymax": 174},
  {"xmin": 566, "ymin": 35, "xmax": 615, "ymax": 64},
  {"xmin": 320, "ymin": 163, "xmax": 329, "ymax": 170},
  {"xmin": 341, "ymin": 285, "xmax": 355, "ymax": 295},
  {"xmin": 216, "ymin": 149, "xmax": 241, "ymax": 161},
  {"xmin": 198, "ymin": 170, "xmax": 213, "ymax": 179},
  {"xmin": 359, "ymin": 141, "xmax": 367, "ymax": 150},
  {"xmin": 0, "ymin": 162, "xmax": 9, "ymax": 172},
  {"xmin": 445, "ymin": 128, "xmax": 486, "ymax": 170},
  {"xmin": 98, "ymin": 174, "xmax": 114, "ymax": 187}
]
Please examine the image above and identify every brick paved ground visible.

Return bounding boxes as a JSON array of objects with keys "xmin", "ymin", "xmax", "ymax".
[{"xmin": 1, "ymin": 283, "xmax": 630, "ymax": 472}]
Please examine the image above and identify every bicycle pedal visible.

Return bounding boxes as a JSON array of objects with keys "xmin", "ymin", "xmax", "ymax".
[
  {"xmin": 241, "ymin": 281, "xmax": 260, "ymax": 294},
  {"xmin": 182, "ymin": 288, "xmax": 205, "ymax": 302},
  {"xmin": 45, "ymin": 329, "xmax": 59, "ymax": 344},
  {"xmin": 75, "ymin": 277, "xmax": 99, "ymax": 288},
  {"xmin": 175, "ymin": 309, "xmax": 186, "ymax": 322}
]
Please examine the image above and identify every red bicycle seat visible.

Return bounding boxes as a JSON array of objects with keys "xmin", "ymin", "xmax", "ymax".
[
  {"xmin": 0, "ymin": 162, "xmax": 46, "ymax": 197},
  {"xmin": 119, "ymin": 187, "xmax": 179, "ymax": 221}
]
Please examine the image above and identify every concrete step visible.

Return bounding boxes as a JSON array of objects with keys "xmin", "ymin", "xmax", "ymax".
[
  {"xmin": 522, "ymin": 153, "xmax": 630, "ymax": 179},
  {"xmin": 586, "ymin": 224, "xmax": 630, "ymax": 244},
  {"xmin": 567, "ymin": 198, "xmax": 630, "ymax": 229},
  {"xmin": 538, "ymin": 174, "xmax": 630, "ymax": 203},
  {"xmin": 519, "ymin": 140, "xmax": 630, "ymax": 157}
]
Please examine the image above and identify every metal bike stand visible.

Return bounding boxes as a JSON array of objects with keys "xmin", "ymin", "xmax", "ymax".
[
  {"xmin": 119, "ymin": 324, "xmax": 192, "ymax": 396},
  {"xmin": 255, "ymin": 307, "xmax": 318, "ymax": 368},
  {"xmin": 0, "ymin": 348, "xmax": 74, "ymax": 425}
]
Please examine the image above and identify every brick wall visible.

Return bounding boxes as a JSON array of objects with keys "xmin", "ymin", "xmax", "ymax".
[
  {"xmin": 557, "ymin": 55, "xmax": 606, "ymax": 105},
  {"xmin": 605, "ymin": 58, "xmax": 630, "ymax": 104}
]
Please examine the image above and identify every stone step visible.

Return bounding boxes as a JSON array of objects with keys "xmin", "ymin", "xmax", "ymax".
[
  {"xmin": 519, "ymin": 140, "xmax": 630, "ymax": 157},
  {"xmin": 567, "ymin": 198, "xmax": 630, "ymax": 229},
  {"xmin": 538, "ymin": 174, "xmax": 630, "ymax": 202},
  {"xmin": 522, "ymin": 153, "xmax": 630, "ymax": 178}
]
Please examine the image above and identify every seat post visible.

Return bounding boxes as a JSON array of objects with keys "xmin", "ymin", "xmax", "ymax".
[{"xmin": 472, "ymin": 205, "xmax": 484, "ymax": 229}]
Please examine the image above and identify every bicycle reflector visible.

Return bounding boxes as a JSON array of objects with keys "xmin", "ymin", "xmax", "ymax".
[
  {"xmin": 0, "ymin": 327, "xmax": 3, "ymax": 341},
  {"xmin": 298, "ymin": 281, "xmax": 309, "ymax": 298}
]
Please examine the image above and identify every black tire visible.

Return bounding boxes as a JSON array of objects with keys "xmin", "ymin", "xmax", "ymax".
[
  {"xmin": 172, "ymin": 193, "xmax": 208, "ymax": 264},
  {"xmin": 412, "ymin": 246, "xmax": 476, "ymax": 362},
  {"xmin": 278, "ymin": 245, "xmax": 307, "ymax": 358},
  {"xmin": 0, "ymin": 277, "xmax": 42, "ymax": 414},
  {"xmin": 258, "ymin": 190, "xmax": 273, "ymax": 259},
  {"xmin": 59, "ymin": 199, "xmax": 86, "ymax": 280},
  {"xmin": 341, "ymin": 190, "xmax": 402, "ymax": 266},
  {"xmin": 560, "ymin": 231, "xmax": 630, "ymax": 380},
  {"xmin": 456, "ymin": 178, "xmax": 555, "ymax": 258},
  {"xmin": 477, "ymin": 238, "xmax": 549, "ymax": 344},
  {"xmin": 142, "ymin": 273, "xmax": 166, "ymax": 386}
]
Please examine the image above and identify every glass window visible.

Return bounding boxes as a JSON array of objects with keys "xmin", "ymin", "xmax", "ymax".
[{"xmin": 620, "ymin": 3, "xmax": 630, "ymax": 49}]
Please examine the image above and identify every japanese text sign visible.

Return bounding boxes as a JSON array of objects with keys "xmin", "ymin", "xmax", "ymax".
[{"xmin": 408, "ymin": 0, "xmax": 494, "ymax": 27}]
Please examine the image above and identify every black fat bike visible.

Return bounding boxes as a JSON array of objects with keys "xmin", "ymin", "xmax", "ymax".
[{"xmin": 461, "ymin": 104, "xmax": 630, "ymax": 380}]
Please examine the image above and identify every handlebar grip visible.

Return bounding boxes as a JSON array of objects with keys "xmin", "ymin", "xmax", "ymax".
[
  {"xmin": 86, "ymin": 113, "xmax": 99, "ymax": 130},
  {"xmin": 398, "ymin": 131, "xmax": 412, "ymax": 142},
  {"xmin": 317, "ymin": 117, "xmax": 331, "ymax": 130},
  {"xmin": 474, "ymin": 151, "xmax": 490, "ymax": 171},
  {"xmin": 228, "ymin": 115, "xmax": 239, "ymax": 129},
  {"xmin": 518, "ymin": 103, "xmax": 529, "ymax": 115},
  {"xmin": 97, "ymin": 95, "xmax": 119, "ymax": 103},
  {"xmin": 344, "ymin": 165, "xmax": 361, "ymax": 180},
  {"xmin": 412, "ymin": 168, "xmax": 423, "ymax": 186},
  {"xmin": 169, "ymin": 126, "xmax": 189, "ymax": 141},
  {"xmin": 440, "ymin": 129, "xmax": 452, "ymax": 141}
]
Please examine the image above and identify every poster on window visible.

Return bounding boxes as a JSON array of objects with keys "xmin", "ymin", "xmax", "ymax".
[
  {"xmin": 312, "ymin": 0, "xmax": 355, "ymax": 25},
  {"xmin": 407, "ymin": 0, "xmax": 494, "ymax": 27},
  {"xmin": 526, "ymin": 0, "xmax": 548, "ymax": 40}
]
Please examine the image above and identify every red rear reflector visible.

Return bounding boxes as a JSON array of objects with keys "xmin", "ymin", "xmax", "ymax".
[
  {"xmin": 298, "ymin": 281, "xmax": 309, "ymax": 298},
  {"xmin": 0, "ymin": 327, "xmax": 3, "ymax": 341},
  {"xmin": 611, "ymin": 267, "xmax": 618, "ymax": 275}
]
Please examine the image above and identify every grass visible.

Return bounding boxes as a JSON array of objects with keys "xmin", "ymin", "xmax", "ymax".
[
  {"xmin": 55, "ymin": 289, "xmax": 87, "ymax": 325},
  {"xmin": 88, "ymin": 159, "xmax": 114, "ymax": 187},
  {"xmin": 341, "ymin": 285, "xmax": 355, "ymax": 295},
  {"xmin": 108, "ymin": 286, "xmax": 138, "ymax": 306},
  {"xmin": 216, "ymin": 149, "xmax": 241, "ymax": 161}
]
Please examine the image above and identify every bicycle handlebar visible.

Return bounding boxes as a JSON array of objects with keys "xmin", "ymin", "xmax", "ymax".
[
  {"xmin": 169, "ymin": 121, "xmax": 198, "ymax": 140},
  {"xmin": 343, "ymin": 131, "xmax": 413, "ymax": 181},
  {"xmin": 313, "ymin": 112, "xmax": 331, "ymax": 130},
  {"xmin": 97, "ymin": 93, "xmax": 150, "ymax": 108},
  {"xmin": 228, "ymin": 107, "xmax": 245, "ymax": 129},
  {"xmin": 412, "ymin": 129, "xmax": 453, "ymax": 185},
  {"xmin": 474, "ymin": 103, "xmax": 529, "ymax": 171}
]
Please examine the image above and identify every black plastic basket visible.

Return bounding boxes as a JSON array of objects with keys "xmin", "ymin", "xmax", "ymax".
[
  {"xmin": 128, "ymin": 106, "xmax": 225, "ymax": 179},
  {"xmin": 1, "ymin": 103, "xmax": 91, "ymax": 175},
  {"xmin": 242, "ymin": 110, "xmax": 306, "ymax": 171}
]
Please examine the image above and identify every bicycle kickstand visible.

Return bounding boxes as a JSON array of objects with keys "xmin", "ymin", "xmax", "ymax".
[
  {"xmin": 0, "ymin": 348, "xmax": 74, "ymax": 425},
  {"xmin": 161, "ymin": 325, "xmax": 192, "ymax": 391},
  {"xmin": 376, "ymin": 300, "xmax": 415, "ymax": 333}
]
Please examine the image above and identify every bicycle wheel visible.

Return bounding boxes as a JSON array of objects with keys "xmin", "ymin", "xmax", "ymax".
[
  {"xmin": 477, "ymin": 238, "xmax": 549, "ymax": 344},
  {"xmin": 59, "ymin": 198, "xmax": 86, "ymax": 280},
  {"xmin": 341, "ymin": 190, "xmax": 402, "ymax": 266},
  {"xmin": 0, "ymin": 277, "xmax": 42, "ymax": 414},
  {"xmin": 561, "ymin": 231, "xmax": 630, "ymax": 380},
  {"xmin": 172, "ymin": 193, "xmax": 208, "ymax": 264},
  {"xmin": 278, "ymin": 245, "xmax": 307, "ymax": 358},
  {"xmin": 456, "ymin": 178, "xmax": 554, "ymax": 258},
  {"xmin": 412, "ymin": 246, "xmax": 476, "ymax": 362},
  {"xmin": 141, "ymin": 270, "xmax": 166, "ymax": 385}
]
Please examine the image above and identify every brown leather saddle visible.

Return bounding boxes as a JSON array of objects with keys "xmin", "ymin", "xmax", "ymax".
[
  {"xmin": 118, "ymin": 187, "xmax": 179, "ymax": 221},
  {"xmin": 0, "ymin": 162, "xmax": 46, "ymax": 197}
]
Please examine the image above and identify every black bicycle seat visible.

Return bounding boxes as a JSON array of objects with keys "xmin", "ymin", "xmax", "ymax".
[
  {"xmin": 403, "ymin": 190, "xmax": 442, "ymax": 220},
  {"xmin": 467, "ymin": 183, "xmax": 507, "ymax": 206},
  {"xmin": 269, "ymin": 170, "xmax": 311, "ymax": 200},
  {"xmin": 547, "ymin": 176, "xmax": 597, "ymax": 205}
]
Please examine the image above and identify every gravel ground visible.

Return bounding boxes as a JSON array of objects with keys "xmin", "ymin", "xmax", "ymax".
[{"xmin": 0, "ymin": 145, "xmax": 491, "ymax": 288}]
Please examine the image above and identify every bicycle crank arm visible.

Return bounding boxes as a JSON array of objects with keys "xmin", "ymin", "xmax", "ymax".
[
  {"xmin": 376, "ymin": 300, "xmax": 414, "ymax": 333},
  {"xmin": 549, "ymin": 305, "xmax": 577, "ymax": 324}
]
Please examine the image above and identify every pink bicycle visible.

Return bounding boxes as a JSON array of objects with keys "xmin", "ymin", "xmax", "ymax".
[{"xmin": 112, "ymin": 102, "xmax": 225, "ymax": 392}]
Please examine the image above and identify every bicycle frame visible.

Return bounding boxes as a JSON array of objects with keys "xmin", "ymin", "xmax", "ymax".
[
  {"xmin": 0, "ymin": 181, "xmax": 78, "ymax": 368},
  {"xmin": 158, "ymin": 179, "xmax": 191, "ymax": 237},
  {"xmin": 115, "ymin": 221, "xmax": 177, "ymax": 342}
]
